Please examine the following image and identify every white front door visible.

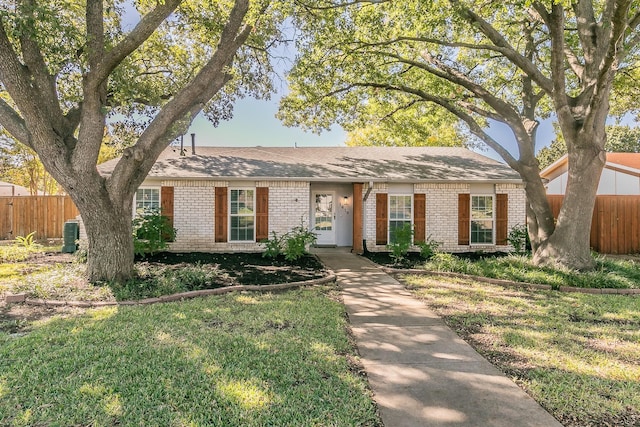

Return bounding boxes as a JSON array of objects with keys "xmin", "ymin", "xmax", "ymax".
[{"xmin": 313, "ymin": 192, "xmax": 336, "ymax": 245}]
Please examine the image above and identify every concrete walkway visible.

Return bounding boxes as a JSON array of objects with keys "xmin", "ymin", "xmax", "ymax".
[{"xmin": 313, "ymin": 248, "xmax": 563, "ymax": 427}]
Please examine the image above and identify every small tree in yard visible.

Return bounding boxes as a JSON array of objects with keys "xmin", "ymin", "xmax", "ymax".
[{"xmin": 0, "ymin": 0, "xmax": 287, "ymax": 282}]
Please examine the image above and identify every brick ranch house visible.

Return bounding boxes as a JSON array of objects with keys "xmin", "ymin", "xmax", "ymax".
[{"xmin": 97, "ymin": 146, "xmax": 526, "ymax": 253}]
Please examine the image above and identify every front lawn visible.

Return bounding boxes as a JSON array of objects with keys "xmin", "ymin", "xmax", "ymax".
[
  {"xmin": 401, "ymin": 274, "xmax": 640, "ymax": 427},
  {"xmin": 3, "ymin": 252, "xmax": 329, "ymax": 301},
  {"xmin": 366, "ymin": 251, "xmax": 640, "ymax": 289},
  {"xmin": 0, "ymin": 288, "xmax": 381, "ymax": 426}
]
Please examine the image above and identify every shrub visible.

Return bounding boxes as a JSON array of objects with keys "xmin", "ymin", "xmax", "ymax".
[
  {"xmin": 73, "ymin": 239, "xmax": 88, "ymax": 263},
  {"xmin": 15, "ymin": 231, "xmax": 37, "ymax": 248},
  {"xmin": 428, "ymin": 252, "xmax": 463, "ymax": 272},
  {"xmin": 261, "ymin": 222, "xmax": 317, "ymax": 261},
  {"xmin": 283, "ymin": 223, "xmax": 317, "ymax": 261},
  {"xmin": 416, "ymin": 235, "xmax": 441, "ymax": 260},
  {"xmin": 388, "ymin": 223, "xmax": 413, "ymax": 264},
  {"xmin": 133, "ymin": 209, "xmax": 176, "ymax": 258},
  {"xmin": 261, "ymin": 231, "xmax": 283, "ymax": 259},
  {"xmin": 507, "ymin": 224, "xmax": 530, "ymax": 255}
]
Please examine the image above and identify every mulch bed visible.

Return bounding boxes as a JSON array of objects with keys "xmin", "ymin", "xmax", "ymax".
[
  {"xmin": 138, "ymin": 252, "xmax": 327, "ymax": 286},
  {"xmin": 1, "ymin": 252, "xmax": 329, "ymax": 334}
]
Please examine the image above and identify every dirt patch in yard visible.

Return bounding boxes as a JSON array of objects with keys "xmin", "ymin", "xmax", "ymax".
[
  {"xmin": 139, "ymin": 252, "xmax": 326, "ymax": 286},
  {"xmin": 1, "ymin": 252, "xmax": 330, "ymax": 333}
]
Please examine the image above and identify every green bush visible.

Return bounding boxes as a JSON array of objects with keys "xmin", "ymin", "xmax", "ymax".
[
  {"xmin": 428, "ymin": 252, "xmax": 464, "ymax": 272},
  {"xmin": 283, "ymin": 223, "xmax": 317, "ymax": 261},
  {"xmin": 261, "ymin": 222, "xmax": 317, "ymax": 261},
  {"xmin": 388, "ymin": 223, "xmax": 413, "ymax": 264},
  {"xmin": 133, "ymin": 209, "xmax": 176, "ymax": 258},
  {"xmin": 15, "ymin": 231, "xmax": 37, "ymax": 248},
  {"xmin": 507, "ymin": 224, "xmax": 530, "ymax": 255},
  {"xmin": 261, "ymin": 231, "xmax": 283, "ymax": 259},
  {"xmin": 417, "ymin": 235, "xmax": 441, "ymax": 260}
]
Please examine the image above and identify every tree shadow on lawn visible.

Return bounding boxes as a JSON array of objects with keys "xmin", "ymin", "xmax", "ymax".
[{"xmin": 0, "ymin": 291, "xmax": 381, "ymax": 427}]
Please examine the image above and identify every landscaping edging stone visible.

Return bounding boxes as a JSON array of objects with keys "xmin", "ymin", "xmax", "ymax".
[
  {"xmin": 2, "ymin": 273, "xmax": 337, "ymax": 307},
  {"xmin": 382, "ymin": 267, "xmax": 640, "ymax": 295}
]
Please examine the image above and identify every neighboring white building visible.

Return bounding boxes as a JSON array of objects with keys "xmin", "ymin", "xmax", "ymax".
[
  {"xmin": 542, "ymin": 153, "xmax": 640, "ymax": 195},
  {"xmin": 0, "ymin": 181, "xmax": 35, "ymax": 196},
  {"xmin": 99, "ymin": 146, "xmax": 526, "ymax": 254}
]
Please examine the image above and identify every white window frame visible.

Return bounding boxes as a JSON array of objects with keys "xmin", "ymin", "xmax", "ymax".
[
  {"xmin": 388, "ymin": 194, "xmax": 413, "ymax": 244},
  {"xmin": 134, "ymin": 186, "xmax": 161, "ymax": 216},
  {"xmin": 228, "ymin": 187, "xmax": 256, "ymax": 243},
  {"xmin": 470, "ymin": 194, "xmax": 495, "ymax": 245}
]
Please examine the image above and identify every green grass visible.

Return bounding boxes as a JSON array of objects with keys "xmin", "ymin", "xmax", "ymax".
[
  {"xmin": 0, "ymin": 244, "xmax": 48, "ymax": 263},
  {"xmin": 402, "ymin": 274, "xmax": 640, "ymax": 427},
  {"xmin": 422, "ymin": 252, "xmax": 640, "ymax": 289},
  {"xmin": 0, "ymin": 288, "xmax": 381, "ymax": 427}
]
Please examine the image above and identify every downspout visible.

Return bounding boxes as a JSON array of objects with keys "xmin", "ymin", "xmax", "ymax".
[
  {"xmin": 363, "ymin": 181, "xmax": 374, "ymax": 202},
  {"xmin": 362, "ymin": 181, "xmax": 374, "ymax": 253}
]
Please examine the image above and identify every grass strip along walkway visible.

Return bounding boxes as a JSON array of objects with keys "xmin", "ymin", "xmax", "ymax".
[{"xmin": 401, "ymin": 274, "xmax": 640, "ymax": 427}]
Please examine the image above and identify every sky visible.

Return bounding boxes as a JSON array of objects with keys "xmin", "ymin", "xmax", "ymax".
[
  {"xmin": 185, "ymin": 92, "xmax": 557, "ymax": 163},
  {"xmin": 121, "ymin": 2, "xmax": 555, "ymax": 164}
]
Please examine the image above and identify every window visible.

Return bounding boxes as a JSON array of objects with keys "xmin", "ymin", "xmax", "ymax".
[
  {"xmin": 135, "ymin": 188, "xmax": 160, "ymax": 214},
  {"xmin": 229, "ymin": 189, "xmax": 255, "ymax": 242},
  {"xmin": 471, "ymin": 195, "xmax": 494, "ymax": 244},
  {"xmin": 389, "ymin": 195, "xmax": 412, "ymax": 243}
]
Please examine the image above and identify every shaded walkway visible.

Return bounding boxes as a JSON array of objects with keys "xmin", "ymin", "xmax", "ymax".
[{"xmin": 313, "ymin": 248, "xmax": 563, "ymax": 427}]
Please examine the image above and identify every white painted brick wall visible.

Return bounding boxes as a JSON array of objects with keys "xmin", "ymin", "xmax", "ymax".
[
  {"xmin": 169, "ymin": 180, "xmax": 310, "ymax": 252},
  {"xmin": 169, "ymin": 186, "xmax": 216, "ymax": 251},
  {"xmin": 497, "ymin": 183, "xmax": 527, "ymax": 250},
  {"xmin": 363, "ymin": 182, "xmax": 387, "ymax": 251},
  {"xmin": 364, "ymin": 182, "xmax": 526, "ymax": 253},
  {"xmin": 262, "ymin": 181, "xmax": 310, "ymax": 235}
]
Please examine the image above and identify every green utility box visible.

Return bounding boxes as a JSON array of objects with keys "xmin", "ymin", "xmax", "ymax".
[{"xmin": 62, "ymin": 220, "xmax": 79, "ymax": 253}]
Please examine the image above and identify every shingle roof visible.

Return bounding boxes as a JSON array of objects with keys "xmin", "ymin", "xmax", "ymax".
[{"xmin": 99, "ymin": 146, "xmax": 521, "ymax": 182}]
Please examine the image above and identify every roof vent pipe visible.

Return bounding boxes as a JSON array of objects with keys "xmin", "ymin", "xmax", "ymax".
[{"xmin": 191, "ymin": 133, "xmax": 196, "ymax": 155}]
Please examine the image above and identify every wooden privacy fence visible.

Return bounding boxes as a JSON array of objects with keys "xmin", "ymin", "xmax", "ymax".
[
  {"xmin": 547, "ymin": 195, "xmax": 640, "ymax": 254},
  {"xmin": 0, "ymin": 196, "xmax": 79, "ymax": 240}
]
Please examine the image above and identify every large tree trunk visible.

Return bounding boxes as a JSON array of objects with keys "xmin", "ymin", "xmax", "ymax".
[
  {"xmin": 533, "ymin": 146, "xmax": 606, "ymax": 270},
  {"xmin": 71, "ymin": 185, "xmax": 135, "ymax": 283}
]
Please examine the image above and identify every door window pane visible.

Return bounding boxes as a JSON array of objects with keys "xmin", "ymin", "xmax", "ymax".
[{"xmin": 315, "ymin": 194, "xmax": 333, "ymax": 231}]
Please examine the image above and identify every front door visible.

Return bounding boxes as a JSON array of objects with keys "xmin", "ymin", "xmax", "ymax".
[{"xmin": 313, "ymin": 192, "xmax": 336, "ymax": 245}]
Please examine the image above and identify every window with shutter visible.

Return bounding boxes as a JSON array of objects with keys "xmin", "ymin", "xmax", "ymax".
[{"xmin": 376, "ymin": 193, "xmax": 388, "ymax": 245}]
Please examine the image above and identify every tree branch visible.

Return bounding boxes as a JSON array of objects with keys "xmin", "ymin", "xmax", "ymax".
[
  {"xmin": 572, "ymin": 0, "xmax": 598, "ymax": 64},
  {"xmin": 90, "ymin": 0, "xmax": 182, "ymax": 89},
  {"xmin": 331, "ymin": 81, "xmax": 518, "ymax": 165},
  {"xmin": 545, "ymin": 3, "xmax": 572, "ymax": 128},
  {"xmin": 0, "ymin": 98, "xmax": 31, "ymax": 148},
  {"xmin": 449, "ymin": 0, "xmax": 554, "ymax": 94},
  {"xmin": 17, "ymin": 0, "xmax": 65, "ymax": 129},
  {"xmin": 108, "ymin": 0, "xmax": 254, "ymax": 193},
  {"xmin": 295, "ymin": 0, "xmax": 390, "ymax": 11}
]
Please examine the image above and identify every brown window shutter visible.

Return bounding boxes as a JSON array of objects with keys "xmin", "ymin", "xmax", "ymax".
[
  {"xmin": 376, "ymin": 193, "xmax": 388, "ymax": 245},
  {"xmin": 160, "ymin": 186, "xmax": 174, "ymax": 241},
  {"xmin": 215, "ymin": 187, "xmax": 228, "ymax": 243},
  {"xmin": 256, "ymin": 187, "xmax": 269, "ymax": 242},
  {"xmin": 496, "ymin": 193, "xmax": 508, "ymax": 245},
  {"xmin": 414, "ymin": 194, "xmax": 426, "ymax": 244},
  {"xmin": 458, "ymin": 193, "xmax": 470, "ymax": 245}
]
